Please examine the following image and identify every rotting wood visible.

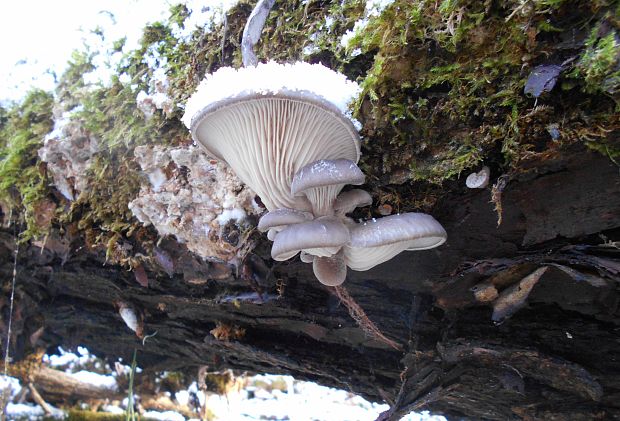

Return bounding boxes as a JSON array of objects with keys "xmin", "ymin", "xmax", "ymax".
[{"xmin": 1, "ymin": 147, "xmax": 619, "ymax": 420}]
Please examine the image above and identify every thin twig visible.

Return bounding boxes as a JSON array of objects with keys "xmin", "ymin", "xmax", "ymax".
[
  {"xmin": 241, "ymin": 0, "xmax": 276, "ymax": 67},
  {"xmin": 220, "ymin": 12, "xmax": 228, "ymax": 65},
  {"xmin": 27, "ymin": 383, "xmax": 52, "ymax": 415},
  {"xmin": 505, "ymin": 0, "xmax": 530, "ymax": 22}
]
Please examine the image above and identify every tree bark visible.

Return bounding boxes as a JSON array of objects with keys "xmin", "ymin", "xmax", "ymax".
[{"xmin": 1, "ymin": 145, "xmax": 619, "ymax": 420}]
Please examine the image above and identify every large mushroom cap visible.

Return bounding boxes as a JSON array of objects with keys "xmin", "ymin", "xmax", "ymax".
[
  {"xmin": 271, "ymin": 216, "xmax": 350, "ymax": 261},
  {"xmin": 183, "ymin": 62, "xmax": 361, "ymax": 212},
  {"xmin": 344, "ymin": 213, "xmax": 447, "ymax": 271}
]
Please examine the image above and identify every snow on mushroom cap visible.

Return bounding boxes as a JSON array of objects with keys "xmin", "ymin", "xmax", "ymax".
[
  {"xmin": 291, "ymin": 159, "xmax": 365, "ymax": 216},
  {"xmin": 291, "ymin": 159, "xmax": 365, "ymax": 196},
  {"xmin": 182, "ymin": 61, "xmax": 361, "ymax": 128}
]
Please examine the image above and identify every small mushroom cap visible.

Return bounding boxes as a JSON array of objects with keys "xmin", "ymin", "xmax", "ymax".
[
  {"xmin": 466, "ymin": 166, "xmax": 490, "ymax": 189},
  {"xmin": 344, "ymin": 213, "xmax": 447, "ymax": 271},
  {"xmin": 333, "ymin": 189, "xmax": 373, "ymax": 215},
  {"xmin": 271, "ymin": 216, "xmax": 350, "ymax": 261},
  {"xmin": 257, "ymin": 208, "xmax": 312, "ymax": 232},
  {"xmin": 291, "ymin": 159, "xmax": 365, "ymax": 196},
  {"xmin": 313, "ymin": 250, "xmax": 347, "ymax": 286}
]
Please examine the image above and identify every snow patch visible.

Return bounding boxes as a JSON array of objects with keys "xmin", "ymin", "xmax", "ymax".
[
  {"xmin": 45, "ymin": 346, "xmax": 93, "ymax": 369},
  {"xmin": 137, "ymin": 67, "xmax": 174, "ymax": 118},
  {"xmin": 172, "ymin": 0, "xmax": 240, "ymax": 42},
  {"xmin": 70, "ymin": 371, "xmax": 118, "ymax": 390},
  {"xmin": 0, "ymin": 375, "xmax": 21, "ymax": 398},
  {"xmin": 143, "ymin": 410, "xmax": 186, "ymax": 421},
  {"xmin": 341, "ymin": 0, "xmax": 395, "ymax": 52},
  {"xmin": 6, "ymin": 403, "xmax": 65, "ymax": 419}
]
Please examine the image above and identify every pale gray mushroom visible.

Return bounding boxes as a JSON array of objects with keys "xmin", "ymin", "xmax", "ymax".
[
  {"xmin": 344, "ymin": 213, "xmax": 447, "ymax": 271},
  {"xmin": 291, "ymin": 159, "xmax": 365, "ymax": 216},
  {"xmin": 270, "ymin": 216, "xmax": 350, "ymax": 261},
  {"xmin": 313, "ymin": 249, "xmax": 347, "ymax": 286},
  {"xmin": 333, "ymin": 189, "xmax": 373, "ymax": 216},
  {"xmin": 259, "ymin": 208, "xmax": 312, "ymax": 241},
  {"xmin": 257, "ymin": 208, "xmax": 312, "ymax": 232},
  {"xmin": 188, "ymin": 90, "xmax": 360, "ymax": 212}
]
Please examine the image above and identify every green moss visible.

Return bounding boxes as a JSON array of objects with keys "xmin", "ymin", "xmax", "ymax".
[
  {"xmin": 572, "ymin": 25, "xmax": 620, "ymax": 96},
  {"xmin": 0, "ymin": 90, "xmax": 54, "ymax": 239},
  {"xmin": 65, "ymin": 411, "xmax": 127, "ymax": 421},
  {"xmin": 334, "ymin": 0, "xmax": 620, "ymax": 196},
  {"xmin": 3, "ymin": 0, "xmax": 620, "ymax": 245}
]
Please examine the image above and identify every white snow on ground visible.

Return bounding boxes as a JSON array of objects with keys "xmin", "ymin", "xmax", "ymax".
[
  {"xmin": 70, "ymin": 371, "xmax": 118, "ymax": 390},
  {"xmin": 101, "ymin": 404, "xmax": 125, "ymax": 414},
  {"xmin": 144, "ymin": 410, "xmax": 187, "ymax": 421},
  {"xmin": 5, "ymin": 402, "xmax": 65, "ymax": 419},
  {"xmin": 0, "ymin": 375, "xmax": 21, "ymax": 396},
  {"xmin": 194, "ymin": 374, "xmax": 446, "ymax": 421},
  {"xmin": 44, "ymin": 346, "xmax": 92, "ymax": 368},
  {"xmin": 182, "ymin": 61, "xmax": 361, "ymax": 128},
  {"xmin": 4, "ymin": 356, "xmax": 446, "ymax": 421}
]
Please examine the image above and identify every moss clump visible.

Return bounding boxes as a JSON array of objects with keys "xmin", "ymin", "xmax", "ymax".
[
  {"xmin": 572, "ymin": 24, "xmax": 620, "ymax": 97},
  {"xmin": 0, "ymin": 90, "xmax": 54, "ymax": 239},
  {"xmin": 65, "ymin": 412, "xmax": 124, "ymax": 421}
]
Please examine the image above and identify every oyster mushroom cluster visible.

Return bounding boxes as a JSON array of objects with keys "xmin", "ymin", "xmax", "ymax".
[{"xmin": 182, "ymin": 62, "xmax": 447, "ymax": 286}]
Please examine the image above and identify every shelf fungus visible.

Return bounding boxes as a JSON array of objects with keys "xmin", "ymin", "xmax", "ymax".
[{"xmin": 183, "ymin": 61, "xmax": 447, "ymax": 286}]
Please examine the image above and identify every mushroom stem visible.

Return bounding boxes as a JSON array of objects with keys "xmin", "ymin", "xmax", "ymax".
[{"xmin": 241, "ymin": 0, "xmax": 276, "ymax": 67}]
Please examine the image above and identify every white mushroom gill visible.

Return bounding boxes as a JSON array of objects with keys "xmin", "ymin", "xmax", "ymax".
[{"xmin": 183, "ymin": 61, "xmax": 447, "ymax": 286}]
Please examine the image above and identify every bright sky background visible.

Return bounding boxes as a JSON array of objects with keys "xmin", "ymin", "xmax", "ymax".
[{"xmin": 0, "ymin": 0, "xmax": 172, "ymax": 103}]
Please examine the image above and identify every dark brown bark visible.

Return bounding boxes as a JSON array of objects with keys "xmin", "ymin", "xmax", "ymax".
[{"xmin": 1, "ymin": 145, "xmax": 619, "ymax": 420}]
